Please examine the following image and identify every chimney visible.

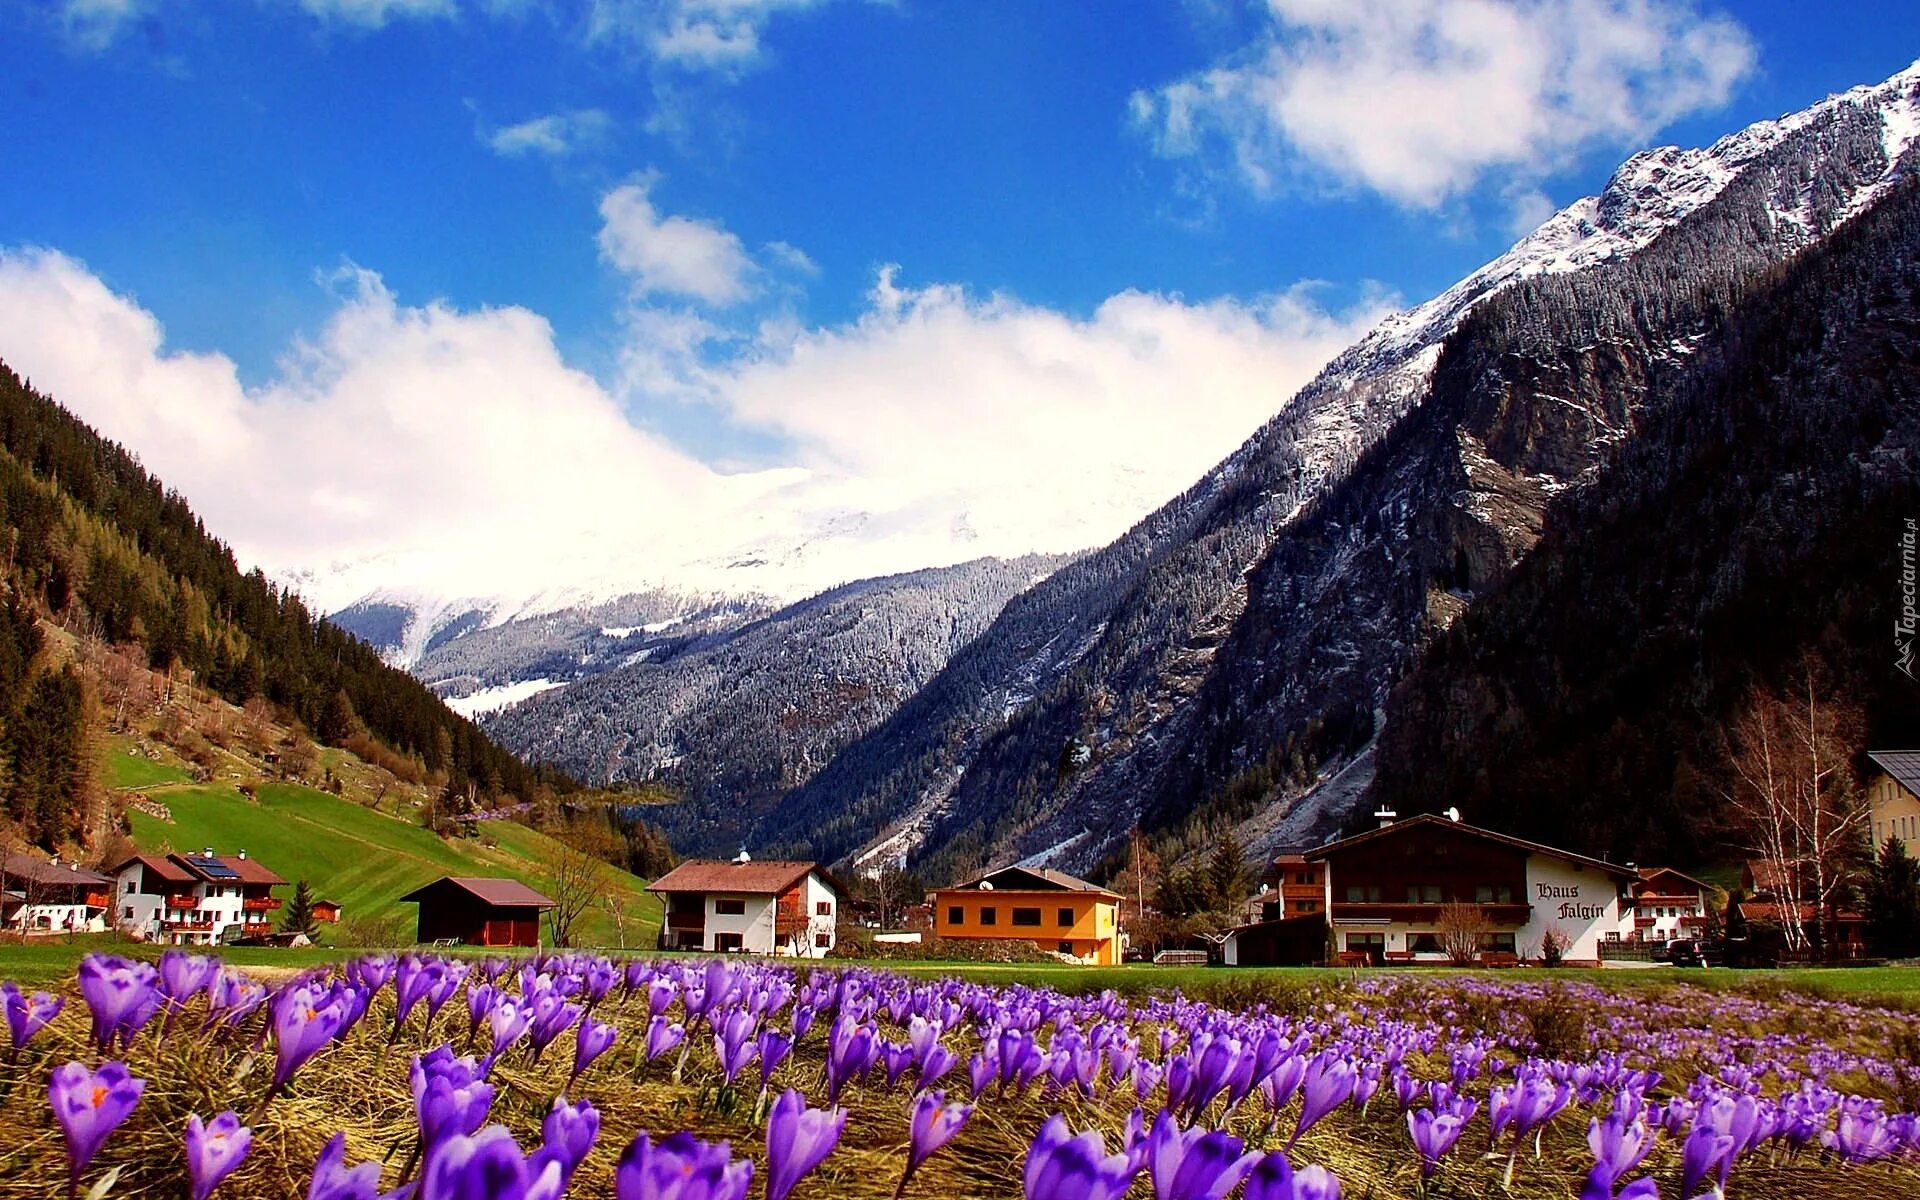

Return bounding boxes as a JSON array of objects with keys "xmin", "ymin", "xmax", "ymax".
[
  {"xmin": 1374, "ymin": 807, "xmax": 1397, "ymax": 829},
  {"xmin": 203, "ymin": 847, "xmax": 213, "ymax": 858},
  {"xmin": 238, "ymin": 849, "xmax": 247, "ymax": 860}
]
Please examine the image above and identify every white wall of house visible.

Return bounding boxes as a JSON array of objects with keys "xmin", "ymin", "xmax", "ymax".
[
  {"xmin": 1634, "ymin": 893, "xmax": 1708, "ymax": 940},
  {"xmin": 705, "ymin": 893, "xmax": 778, "ymax": 954},
  {"xmin": 1519, "ymin": 856, "xmax": 1633, "ymax": 961},
  {"xmin": 793, "ymin": 873, "xmax": 838, "ymax": 958},
  {"xmin": 8, "ymin": 902, "xmax": 105, "ymax": 934},
  {"xmin": 113, "ymin": 868, "xmax": 264, "ymax": 946}
]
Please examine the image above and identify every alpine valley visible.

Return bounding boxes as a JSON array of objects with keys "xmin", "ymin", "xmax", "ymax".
[{"xmin": 327, "ymin": 62, "xmax": 1920, "ymax": 880}]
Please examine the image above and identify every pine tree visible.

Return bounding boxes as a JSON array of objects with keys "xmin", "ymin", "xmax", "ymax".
[
  {"xmin": 283, "ymin": 879, "xmax": 318, "ymax": 937},
  {"xmin": 1863, "ymin": 838, "xmax": 1920, "ymax": 959}
]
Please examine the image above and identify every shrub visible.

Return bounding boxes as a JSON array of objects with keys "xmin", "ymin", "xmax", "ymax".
[{"xmin": 335, "ymin": 912, "xmax": 412, "ymax": 949}]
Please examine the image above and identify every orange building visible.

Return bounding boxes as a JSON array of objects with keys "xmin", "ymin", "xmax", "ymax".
[{"xmin": 932, "ymin": 866, "xmax": 1122, "ymax": 965}]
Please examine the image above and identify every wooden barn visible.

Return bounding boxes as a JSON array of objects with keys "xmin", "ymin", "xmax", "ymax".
[{"xmin": 399, "ymin": 877, "xmax": 554, "ymax": 948}]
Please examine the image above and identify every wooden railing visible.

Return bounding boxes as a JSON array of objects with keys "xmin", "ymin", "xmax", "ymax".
[
  {"xmin": 165, "ymin": 894, "xmax": 201, "ymax": 910},
  {"xmin": 242, "ymin": 897, "xmax": 281, "ymax": 912}
]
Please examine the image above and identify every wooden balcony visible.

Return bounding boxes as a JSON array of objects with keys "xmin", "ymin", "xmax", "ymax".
[
  {"xmin": 665, "ymin": 910, "xmax": 705, "ymax": 932},
  {"xmin": 83, "ymin": 891, "xmax": 110, "ymax": 908},
  {"xmin": 163, "ymin": 920, "xmax": 215, "ymax": 932},
  {"xmin": 242, "ymin": 897, "xmax": 281, "ymax": 912},
  {"xmin": 1280, "ymin": 884, "xmax": 1324, "ymax": 900},
  {"xmin": 1330, "ymin": 902, "xmax": 1532, "ymax": 926},
  {"xmin": 165, "ymin": 894, "xmax": 201, "ymax": 911}
]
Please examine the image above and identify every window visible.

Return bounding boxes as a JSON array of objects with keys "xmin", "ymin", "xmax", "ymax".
[
  {"xmin": 979, "ymin": 907, "xmax": 997, "ymax": 926},
  {"xmin": 814, "ymin": 933, "xmax": 831, "ymax": 947},
  {"xmin": 1011, "ymin": 908, "xmax": 1042, "ymax": 927},
  {"xmin": 1409, "ymin": 932, "xmax": 1442, "ymax": 954},
  {"xmin": 1293, "ymin": 900, "xmax": 1316, "ymax": 913},
  {"xmin": 714, "ymin": 932, "xmax": 743, "ymax": 952},
  {"xmin": 1474, "ymin": 884, "xmax": 1514, "ymax": 904},
  {"xmin": 1478, "ymin": 932, "xmax": 1517, "ymax": 953},
  {"xmin": 1295, "ymin": 871, "xmax": 1314, "ymax": 885},
  {"xmin": 1346, "ymin": 933, "xmax": 1385, "ymax": 964},
  {"xmin": 947, "ymin": 906, "xmax": 964, "ymax": 925},
  {"xmin": 1343, "ymin": 884, "xmax": 1382, "ymax": 903},
  {"xmin": 1058, "ymin": 941, "xmax": 1074, "ymax": 955},
  {"xmin": 1405, "ymin": 884, "xmax": 1441, "ymax": 903},
  {"xmin": 121, "ymin": 906, "xmax": 132, "ymax": 920},
  {"xmin": 816, "ymin": 901, "xmax": 831, "ymax": 915},
  {"xmin": 1058, "ymin": 907, "xmax": 1075, "ymax": 927},
  {"xmin": 714, "ymin": 899, "xmax": 746, "ymax": 916}
]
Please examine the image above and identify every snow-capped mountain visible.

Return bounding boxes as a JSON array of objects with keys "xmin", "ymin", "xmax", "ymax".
[{"xmin": 737, "ymin": 59, "xmax": 1920, "ymax": 878}]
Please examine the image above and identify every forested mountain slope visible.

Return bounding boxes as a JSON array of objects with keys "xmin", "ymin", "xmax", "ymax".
[
  {"xmin": 1367, "ymin": 174, "xmax": 1920, "ymax": 861},
  {"xmin": 0, "ymin": 361, "xmax": 567, "ymax": 847}
]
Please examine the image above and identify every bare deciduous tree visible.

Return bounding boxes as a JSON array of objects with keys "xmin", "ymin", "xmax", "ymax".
[
  {"xmin": 1436, "ymin": 901, "xmax": 1486, "ymax": 965},
  {"xmin": 1720, "ymin": 667, "xmax": 1865, "ymax": 957},
  {"xmin": 544, "ymin": 820, "xmax": 620, "ymax": 949}
]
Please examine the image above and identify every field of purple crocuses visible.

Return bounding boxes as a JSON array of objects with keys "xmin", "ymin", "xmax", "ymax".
[{"xmin": 1, "ymin": 953, "xmax": 1917, "ymax": 1199}]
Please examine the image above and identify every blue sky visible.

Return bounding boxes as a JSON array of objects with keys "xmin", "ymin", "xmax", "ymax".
[{"xmin": 1, "ymin": 1, "xmax": 1917, "ymax": 609}]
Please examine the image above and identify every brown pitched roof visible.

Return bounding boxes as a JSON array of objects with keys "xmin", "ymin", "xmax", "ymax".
[
  {"xmin": 647, "ymin": 859, "xmax": 832, "ymax": 896},
  {"xmin": 224, "ymin": 857, "xmax": 286, "ymax": 887},
  {"xmin": 399, "ymin": 877, "xmax": 555, "ymax": 908},
  {"xmin": 105, "ymin": 854, "xmax": 196, "ymax": 884},
  {"xmin": 0, "ymin": 854, "xmax": 111, "ymax": 887},
  {"xmin": 1305, "ymin": 813, "xmax": 1639, "ymax": 878},
  {"xmin": 1635, "ymin": 866, "xmax": 1713, "ymax": 893},
  {"xmin": 943, "ymin": 865, "xmax": 1123, "ymax": 899}
]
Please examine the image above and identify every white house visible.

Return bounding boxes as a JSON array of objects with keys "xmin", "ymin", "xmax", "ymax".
[
  {"xmin": 647, "ymin": 856, "xmax": 844, "ymax": 957},
  {"xmin": 107, "ymin": 849, "xmax": 286, "ymax": 946},
  {"xmin": 0, "ymin": 854, "xmax": 112, "ymax": 934},
  {"xmin": 1627, "ymin": 866, "xmax": 1713, "ymax": 944},
  {"xmin": 1298, "ymin": 812, "xmax": 1641, "ymax": 966}
]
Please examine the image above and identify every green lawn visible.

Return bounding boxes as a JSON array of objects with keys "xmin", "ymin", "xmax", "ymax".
[
  {"xmin": 120, "ymin": 778, "xmax": 661, "ymax": 946},
  {"xmin": 102, "ymin": 738, "xmax": 194, "ymax": 789}
]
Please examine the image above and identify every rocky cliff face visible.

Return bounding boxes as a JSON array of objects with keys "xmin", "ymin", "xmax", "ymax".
[{"xmin": 754, "ymin": 62, "xmax": 1920, "ymax": 879}]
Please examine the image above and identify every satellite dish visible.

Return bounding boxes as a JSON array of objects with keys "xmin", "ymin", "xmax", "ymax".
[
  {"xmin": 733, "ymin": 846, "xmax": 752, "ymax": 864},
  {"xmin": 1444, "ymin": 807, "xmax": 1462, "ymax": 823},
  {"xmin": 979, "ymin": 881, "xmax": 994, "ymax": 891}
]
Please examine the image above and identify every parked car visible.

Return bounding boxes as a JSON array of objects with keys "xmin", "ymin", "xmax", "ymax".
[{"xmin": 1668, "ymin": 938, "xmax": 1723, "ymax": 968}]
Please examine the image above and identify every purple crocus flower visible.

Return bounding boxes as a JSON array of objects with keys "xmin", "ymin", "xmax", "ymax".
[
  {"xmin": 77, "ymin": 954, "xmax": 160, "ymax": 1052},
  {"xmin": 1243, "ymin": 1152, "xmax": 1340, "ymax": 1200},
  {"xmin": 757, "ymin": 1029, "xmax": 795, "ymax": 1088},
  {"xmin": 765, "ymin": 1087, "xmax": 847, "ymax": 1200},
  {"xmin": 159, "ymin": 951, "xmax": 219, "ymax": 1027},
  {"xmin": 412, "ymin": 1047, "xmax": 495, "ymax": 1148},
  {"xmin": 50, "ymin": 1060, "xmax": 145, "ymax": 1198},
  {"xmin": 272, "ymin": 982, "xmax": 348, "ymax": 1090},
  {"xmin": 1023, "ymin": 1114, "xmax": 1139, "ymax": 1200},
  {"xmin": 898, "ymin": 1090, "xmax": 972, "ymax": 1194},
  {"xmin": 421, "ymin": 1126, "xmax": 564, "ymax": 1200},
  {"xmin": 616, "ymin": 1131, "xmax": 754, "ymax": 1200},
  {"xmin": 1289, "ymin": 1054, "xmax": 1356, "ymax": 1148},
  {"xmin": 3, "ymin": 980, "xmax": 64, "ymax": 1052},
  {"xmin": 646, "ymin": 1017, "xmax": 686, "ymax": 1062},
  {"xmin": 1406, "ymin": 1108, "xmax": 1470, "ymax": 1180},
  {"xmin": 1146, "ymin": 1110, "xmax": 1259, "ymax": 1200},
  {"xmin": 571, "ymin": 1016, "xmax": 619, "ymax": 1087},
  {"xmin": 536, "ymin": 1097, "xmax": 600, "ymax": 1186},
  {"xmin": 1679, "ymin": 1123, "xmax": 1735, "ymax": 1200},
  {"xmin": 186, "ymin": 1111, "xmax": 253, "ymax": 1200},
  {"xmin": 528, "ymin": 994, "xmax": 583, "ymax": 1062},
  {"xmin": 308, "ymin": 1132, "xmax": 389, "ymax": 1200}
]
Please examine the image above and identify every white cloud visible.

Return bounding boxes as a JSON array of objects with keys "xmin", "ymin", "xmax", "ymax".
[
  {"xmin": 0, "ymin": 248, "xmax": 1388, "ymax": 612},
  {"xmin": 585, "ymin": 0, "xmax": 830, "ymax": 73},
  {"xmin": 485, "ymin": 109, "xmax": 613, "ymax": 158},
  {"xmin": 57, "ymin": 0, "xmax": 154, "ymax": 50},
  {"xmin": 597, "ymin": 174, "xmax": 760, "ymax": 305},
  {"xmin": 1132, "ymin": 0, "xmax": 1756, "ymax": 208},
  {"xmin": 294, "ymin": 0, "xmax": 458, "ymax": 26}
]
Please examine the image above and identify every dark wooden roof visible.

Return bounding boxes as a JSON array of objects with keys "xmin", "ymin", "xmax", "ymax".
[
  {"xmin": 944, "ymin": 865, "xmax": 1122, "ymax": 898},
  {"xmin": 1305, "ymin": 813, "xmax": 1639, "ymax": 878},
  {"xmin": 1869, "ymin": 750, "xmax": 1920, "ymax": 798},
  {"xmin": 0, "ymin": 854, "xmax": 111, "ymax": 887},
  {"xmin": 399, "ymin": 877, "xmax": 555, "ymax": 908},
  {"xmin": 648, "ymin": 859, "xmax": 842, "ymax": 896},
  {"xmin": 105, "ymin": 854, "xmax": 196, "ymax": 884}
]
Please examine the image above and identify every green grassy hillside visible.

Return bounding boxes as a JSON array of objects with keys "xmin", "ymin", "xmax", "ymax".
[{"xmin": 108, "ymin": 742, "xmax": 662, "ymax": 948}]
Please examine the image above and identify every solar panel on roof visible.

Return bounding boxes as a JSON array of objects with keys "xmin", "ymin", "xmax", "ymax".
[{"xmin": 184, "ymin": 856, "xmax": 238, "ymax": 879}]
